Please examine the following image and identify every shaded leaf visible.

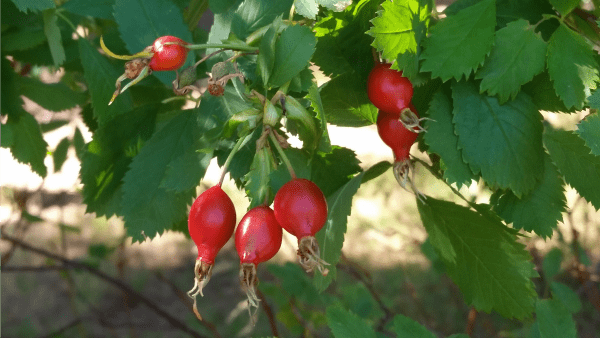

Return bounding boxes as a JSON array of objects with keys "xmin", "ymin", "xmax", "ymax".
[
  {"xmin": 62, "ymin": 0, "xmax": 115, "ymax": 20},
  {"xmin": 535, "ymin": 299, "xmax": 577, "ymax": 338},
  {"xmin": 393, "ymin": 314, "xmax": 436, "ymax": 338},
  {"xmin": 491, "ymin": 155, "xmax": 566, "ymax": 239},
  {"xmin": 326, "ymin": 305, "xmax": 377, "ymax": 338},
  {"xmin": 417, "ymin": 197, "xmax": 537, "ymax": 319},
  {"xmin": 423, "ymin": 90, "xmax": 475, "ymax": 189},
  {"xmin": 576, "ymin": 114, "xmax": 600, "ymax": 156},
  {"xmin": 269, "ymin": 24, "xmax": 317, "ymax": 87},
  {"xmin": 53, "ymin": 137, "xmax": 71, "ymax": 173},
  {"xmin": 19, "ymin": 76, "xmax": 86, "ymax": 112},
  {"xmin": 549, "ymin": 0, "xmax": 578, "ymax": 16},
  {"xmin": 550, "ymin": 282, "xmax": 582, "ymax": 314},
  {"xmin": 11, "ymin": 0, "xmax": 54, "ymax": 12},
  {"xmin": 1, "ymin": 26, "xmax": 47, "ymax": 52},
  {"xmin": 420, "ymin": 0, "xmax": 495, "ymax": 81},
  {"xmin": 42, "ymin": 9, "xmax": 65, "ymax": 66},
  {"xmin": 5, "ymin": 112, "xmax": 48, "ymax": 177},
  {"xmin": 306, "ymin": 82, "xmax": 332, "ymax": 153},
  {"xmin": 476, "ymin": 19, "xmax": 547, "ymax": 103},
  {"xmin": 231, "ymin": 0, "xmax": 293, "ymax": 39},
  {"xmin": 543, "ymin": 126, "xmax": 600, "ymax": 210},
  {"xmin": 452, "ymin": 81, "xmax": 544, "ymax": 197},
  {"xmin": 320, "ymin": 73, "xmax": 378, "ymax": 127},
  {"xmin": 547, "ymin": 25, "xmax": 599, "ymax": 110},
  {"xmin": 542, "ymin": 247, "xmax": 563, "ymax": 281}
]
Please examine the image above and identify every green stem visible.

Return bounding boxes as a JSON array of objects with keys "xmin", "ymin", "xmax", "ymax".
[
  {"xmin": 268, "ymin": 130, "xmax": 297, "ymax": 179},
  {"xmin": 411, "ymin": 156, "xmax": 471, "ymax": 206},
  {"xmin": 219, "ymin": 132, "xmax": 250, "ymax": 186},
  {"xmin": 185, "ymin": 43, "xmax": 259, "ymax": 52},
  {"xmin": 55, "ymin": 11, "xmax": 83, "ymax": 38}
]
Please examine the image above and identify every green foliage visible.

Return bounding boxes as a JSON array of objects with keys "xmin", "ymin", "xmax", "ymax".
[
  {"xmin": 393, "ymin": 314, "xmax": 436, "ymax": 338},
  {"xmin": 326, "ymin": 305, "xmax": 377, "ymax": 338},
  {"xmin": 52, "ymin": 137, "xmax": 71, "ymax": 173},
  {"xmin": 547, "ymin": 25, "xmax": 599, "ymax": 110},
  {"xmin": 491, "ymin": 155, "xmax": 566, "ymax": 239},
  {"xmin": 19, "ymin": 76, "xmax": 86, "ymax": 112},
  {"xmin": 417, "ymin": 197, "xmax": 537, "ymax": 319},
  {"xmin": 532, "ymin": 299, "xmax": 577, "ymax": 338},
  {"xmin": 476, "ymin": 19, "xmax": 547, "ymax": 103},
  {"xmin": 11, "ymin": 0, "xmax": 54, "ymax": 13},
  {"xmin": 423, "ymin": 90, "xmax": 475, "ymax": 189},
  {"xmin": 42, "ymin": 9, "xmax": 66, "ymax": 66},
  {"xmin": 452, "ymin": 81, "xmax": 544, "ymax": 197},
  {"xmin": 576, "ymin": 113, "xmax": 600, "ymax": 156},
  {"xmin": 543, "ymin": 126, "xmax": 600, "ymax": 210},
  {"xmin": 62, "ymin": 0, "xmax": 116, "ymax": 20},
  {"xmin": 550, "ymin": 282, "xmax": 582, "ymax": 314},
  {"xmin": 420, "ymin": 0, "xmax": 495, "ymax": 81},
  {"xmin": 5, "ymin": 112, "xmax": 48, "ymax": 177},
  {"xmin": 269, "ymin": 25, "xmax": 316, "ymax": 87}
]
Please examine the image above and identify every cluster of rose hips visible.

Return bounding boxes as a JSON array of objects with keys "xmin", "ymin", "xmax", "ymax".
[
  {"xmin": 367, "ymin": 62, "xmax": 427, "ymax": 197},
  {"xmin": 186, "ymin": 177, "xmax": 329, "ymax": 322}
]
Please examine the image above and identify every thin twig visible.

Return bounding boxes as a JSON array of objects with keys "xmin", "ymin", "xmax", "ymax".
[
  {"xmin": 256, "ymin": 288, "xmax": 279, "ymax": 336},
  {"xmin": 155, "ymin": 271, "xmax": 222, "ymax": 338},
  {"xmin": 0, "ymin": 231, "xmax": 206, "ymax": 338}
]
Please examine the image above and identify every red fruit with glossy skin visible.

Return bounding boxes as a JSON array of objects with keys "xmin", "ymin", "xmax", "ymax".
[
  {"xmin": 273, "ymin": 178, "xmax": 327, "ymax": 239},
  {"xmin": 273, "ymin": 178, "xmax": 329, "ymax": 275},
  {"xmin": 187, "ymin": 185, "xmax": 236, "ymax": 306},
  {"xmin": 148, "ymin": 36, "xmax": 188, "ymax": 71},
  {"xmin": 188, "ymin": 185, "xmax": 236, "ymax": 264},
  {"xmin": 235, "ymin": 206, "xmax": 282, "ymax": 265},
  {"xmin": 367, "ymin": 63, "xmax": 414, "ymax": 115},
  {"xmin": 376, "ymin": 107, "xmax": 419, "ymax": 162},
  {"xmin": 235, "ymin": 206, "xmax": 282, "ymax": 323}
]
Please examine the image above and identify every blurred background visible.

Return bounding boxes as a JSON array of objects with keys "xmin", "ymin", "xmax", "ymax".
[{"xmin": 2, "ymin": 1, "xmax": 600, "ymax": 337}]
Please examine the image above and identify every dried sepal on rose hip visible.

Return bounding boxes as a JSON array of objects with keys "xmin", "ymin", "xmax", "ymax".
[
  {"xmin": 376, "ymin": 107, "xmax": 425, "ymax": 201},
  {"xmin": 100, "ymin": 35, "xmax": 189, "ymax": 104}
]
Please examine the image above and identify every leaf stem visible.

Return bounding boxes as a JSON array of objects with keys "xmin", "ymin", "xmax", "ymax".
[
  {"xmin": 411, "ymin": 156, "xmax": 471, "ymax": 205},
  {"xmin": 185, "ymin": 43, "xmax": 259, "ymax": 52},
  {"xmin": 219, "ymin": 132, "xmax": 250, "ymax": 186},
  {"xmin": 268, "ymin": 129, "xmax": 296, "ymax": 179},
  {"xmin": 55, "ymin": 11, "xmax": 83, "ymax": 38}
]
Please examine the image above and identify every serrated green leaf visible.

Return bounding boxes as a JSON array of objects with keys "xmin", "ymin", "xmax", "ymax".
[
  {"xmin": 544, "ymin": 127, "xmax": 600, "ymax": 210},
  {"xmin": 367, "ymin": 0, "xmax": 429, "ymax": 63},
  {"xmin": 73, "ymin": 127, "xmax": 85, "ymax": 159},
  {"xmin": 11, "ymin": 0, "xmax": 54, "ymax": 12},
  {"xmin": 78, "ymin": 38, "xmax": 133, "ymax": 125},
  {"xmin": 209, "ymin": 0, "xmax": 241, "ymax": 13},
  {"xmin": 452, "ymin": 81, "xmax": 544, "ymax": 196},
  {"xmin": 1, "ymin": 123, "xmax": 15, "ymax": 147},
  {"xmin": 588, "ymin": 89, "xmax": 600, "ymax": 109},
  {"xmin": 80, "ymin": 105, "xmax": 158, "ymax": 217},
  {"xmin": 268, "ymin": 262, "xmax": 324, "ymax": 305},
  {"xmin": 535, "ymin": 299, "xmax": 577, "ymax": 338},
  {"xmin": 160, "ymin": 147, "xmax": 213, "ymax": 192},
  {"xmin": 311, "ymin": 146, "xmax": 362, "ymax": 197},
  {"xmin": 550, "ymin": 282, "xmax": 582, "ymax": 314},
  {"xmin": 245, "ymin": 146, "xmax": 276, "ymax": 208},
  {"xmin": 295, "ymin": 0, "xmax": 319, "ymax": 19},
  {"xmin": 231, "ymin": 0, "xmax": 293, "ymax": 39},
  {"xmin": 1, "ymin": 26, "xmax": 47, "ymax": 52},
  {"xmin": 312, "ymin": 0, "xmax": 377, "ymax": 80},
  {"xmin": 522, "ymin": 71, "xmax": 576, "ymax": 113},
  {"xmin": 393, "ymin": 314, "xmax": 436, "ymax": 338},
  {"xmin": 285, "ymin": 95, "xmax": 318, "ymax": 151},
  {"xmin": 121, "ymin": 109, "xmax": 208, "ymax": 242},
  {"xmin": 62, "ymin": 0, "xmax": 115, "ymax": 20},
  {"xmin": 576, "ymin": 114, "xmax": 600, "ymax": 156},
  {"xmin": 5, "ymin": 112, "xmax": 48, "ymax": 177},
  {"xmin": 423, "ymin": 90, "xmax": 475, "ymax": 189},
  {"xmin": 42, "ymin": 9, "xmax": 65, "ymax": 66},
  {"xmin": 288, "ymin": 67, "xmax": 314, "ymax": 93},
  {"xmin": 314, "ymin": 172, "xmax": 364, "ymax": 291},
  {"xmin": 547, "ymin": 25, "xmax": 599, "ymax": 110},
  {"xmin": 542, "ymin": 247, "xmax": 563, "ymax": 280},
  {"xmin": 420, "ymin": 0, "xmax": 495, "ymax": 81},
  {"xmin": 361, "ymin": 161, "xmax": 392, "ymax": 184},
  {"xmin": 19, "ymin": 77, "xmax": 86, "ymax": 112},
  {"xmin": 256, "ymin": 22, "xmax": 279, "ymax": 86},
  {"xmin": 113, "ymin": 0, "xmax": 193, "ymax": 85},
  {"xmin": 52, "ymin": 137, "xmax": 70, "ymax": 173},
  {"xmin": 476, "ymin": 19, "xmax": 547, "ymax": 103},
  {"xmin": 326, "ymin": 305, "xmax": 377, "ymax": 338},
  {"xmin": 491, "ymin": 155, "xmax": 566, "ymax": 239},
  {"xmin": 306, "ymin": 82, "xmax": 332, "ymax": 153},
  {"xmin": 320, "ymin": 73, "xmax": 378, "ymax": 127},
  {"xmin": 269, "ymin": 24, "xmax": 316, "ymax": 87},
  {"xmin": 1, "ymin": 58, "xmax": 24, "ymax": 118},
  {"xmin": 549, "ymin": 0, "xmax": 578, "ymax": 16},
  {"xmin": 417, "ymin": 197, "xmax": 537, "ymax": 319}
]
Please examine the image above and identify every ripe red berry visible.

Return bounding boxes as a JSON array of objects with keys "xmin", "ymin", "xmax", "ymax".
[
  {"xmin": 235, "ymin": 205, "xmax": 282, "ymax": 323},
  {"xmin": 377, "ymin": 106, "xmax": 425, "ymax": 199},
  {"xmin": 367, "ymin": 63, "xmax": 414, "ymax": 115},
  {"xmin": 148, "ymin": 36, "xmax": 188, "ymax": 71},
  {"xmin": 273, "ymin": 178, "xmax": 329, "ymax": 275},
  {"xmin": 376, "ymin": 108, "xmax": 419, "ymax": 163},
  {"xmin": 187, "ymin": 185, "xmax": 236, "ymax": 302}
]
